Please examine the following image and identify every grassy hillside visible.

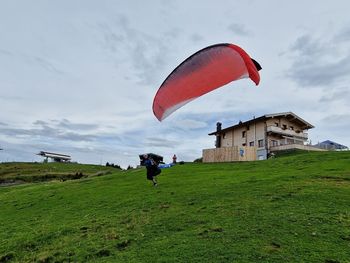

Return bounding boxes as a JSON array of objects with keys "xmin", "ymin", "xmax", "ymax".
[
  {"xmin": 0, "ymin": 151, "xmax": 350, "ymax": 262},
  {"xmin": 0, "ymin": 162, "xmax": 120, "ymax": 185}
]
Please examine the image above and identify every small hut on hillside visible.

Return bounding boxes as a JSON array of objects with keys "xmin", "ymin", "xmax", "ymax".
[{"xmin": 37, "ymin": 151, "xmax": 71, "ymax": 162}]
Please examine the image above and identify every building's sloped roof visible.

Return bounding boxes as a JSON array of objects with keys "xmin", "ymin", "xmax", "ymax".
[
  {"xmin": 37, "ymin": 151, "xmax": 71, "ymax": 160},
  {"xmin": 209, "ymin": 112, "xmax": 314, "ymax": 135},
  {"xmin": 315, "ymin": 140, "xmax": 348, "ymax": 149}
]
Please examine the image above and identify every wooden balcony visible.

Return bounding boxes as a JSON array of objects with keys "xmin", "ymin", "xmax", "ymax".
[{"xmin": 267, "ymin": 126, "xmax": 308, "ymax": 140}]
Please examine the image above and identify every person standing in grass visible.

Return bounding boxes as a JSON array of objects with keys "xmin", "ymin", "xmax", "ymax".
[
  {"xmin": 172, "ymin": 154, "xmax": 177, "ymax": 164},
  {"xmin": 143, "ymin": 154, "xmax": 161, "ymax": 186}
]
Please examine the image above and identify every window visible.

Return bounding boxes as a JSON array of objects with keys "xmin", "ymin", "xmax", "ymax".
[
  {"xmin": 242, "ymin": 131, "xmax": 246, "ymax": 138},
  {"xmin": 247, "ymin": 125, "xmax": 250, "ymax": 130},
  {"xmin": 282, "ymin": 124, "xmax": 287, "ymax": 130},
  {"xmin": 275, "ymin": 122, "xmax": 279, "ymax": 127},
  {"xmin": 290, "ymin": 126, "xmax": 294, "ymax": 130},
  {"xmin": 258, "ymin": 139, "xmax": 264, "ymax": 147},
  {"xmin": 242, "ymin": 143, "xmax": 246, "ymax": 146},
  {"xmin": 249, "ymin": 141, "xmax": 254, "ymax": 146},
  {"xmin": 222, "ymin": 133, "xmax": 226, "ymax": 139},
  {"xmin": 271, "ymin": 140, "xmax": 278, "ymax": 147}
]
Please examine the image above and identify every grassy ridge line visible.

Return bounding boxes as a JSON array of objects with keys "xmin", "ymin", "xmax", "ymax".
[
  {"xmin": 0, "ymin": 162, "xmax": 120, "ymax": 184},
  {"xmin": 0, "ymin": 151, "xmax": 350, "ymax": 262}
]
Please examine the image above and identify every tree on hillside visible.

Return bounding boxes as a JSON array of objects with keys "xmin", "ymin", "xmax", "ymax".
[{"xmin": 106, "ymin": 162, "xmax": 122, "ymax": 169}]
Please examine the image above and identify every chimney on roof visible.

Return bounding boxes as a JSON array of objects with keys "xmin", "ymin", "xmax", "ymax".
[{"xmin": 215, "ymin": 122, "xmax": 222, "ymax": 148}]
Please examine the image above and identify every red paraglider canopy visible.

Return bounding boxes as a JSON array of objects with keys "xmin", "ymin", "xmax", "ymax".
[{"xmin": 152, "ymin": 43, "xmax": 261, "ymax": 121}]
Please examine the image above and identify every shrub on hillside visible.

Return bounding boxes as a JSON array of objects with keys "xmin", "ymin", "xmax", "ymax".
[{"xmin": 193, "ymin": 157, "xmax": 202, "ymax": 163}]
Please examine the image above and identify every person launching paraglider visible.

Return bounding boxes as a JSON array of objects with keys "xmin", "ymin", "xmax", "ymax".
[{"xmin": 143, "ymin": 154, "xmax": 161, "ymax": 186}]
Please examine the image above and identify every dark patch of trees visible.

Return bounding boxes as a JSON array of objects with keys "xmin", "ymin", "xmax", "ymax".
[
  {"xmin": 193, "ymin": 157, "xmax": 202, "ymax": 163},
  {"xmin": 105, "ymin": 162, "xmax": 122, "ymax": 170}
]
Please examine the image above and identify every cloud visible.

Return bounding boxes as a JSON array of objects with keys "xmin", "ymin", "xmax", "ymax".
[
  {"xmin": 0, "ymin": 95, "xmax": 23, "ymax": 101},
  {"xmin": 171, "ymin": 119, "xmax": 208, "ymax": 130},
  {"xmin": 334, "ymin": 26, "xmax": 350, "ymax": 42},
  {"xmin": 144, "ymin": 137, "xmax": 179, "ymax": 148},
  {"xmin": 50, "ymin": 119, "xmax": 99, "ymax": 131},
  {"xmin": 288, "ymin": 55, "xmax": 350, "ymax": 86},
  {"xmin": 321, "ymin": 114, "xmax": 350, "ymax": 128},
  {"xmin": 1, "ymin": 126, "xmax": 96, "ymax": 142},
  {"xmin": 310, "ymin": 113, "xmax": 350, "ymax": 147},
  {"xmin": 32, "ymin": 56, "xmax": 65, "ymax": 75},
  {"xmin": 289, "ymin": 35, "xmax": 326, "ymax": 58},
  {"xmin": 1, "ymin": 119, "xmax": 100, "ymax": 142},
  {"xmin": 0, "ymin": 48, "xmax": 13, "ymax": 56},
  {"xmin": 0, "ymin": 47, "xmax": 64, "ymax": 75},
  {"xmin": 319, "ymin": 87, "xmax": 350, "ymax": 103},
  {"xmin": 286, "ymin": 33, "xmax": 350, "ymax": 87},
  {"xmin": 0, "ymin": 118, "xmax": 130, "ymax": 165},
  {"xmin": 97, "ymin": 16, "xmax": 173, "ymax": 86},
  {"xmin": 1, "ymin": 0, "xmax": 350, "ymax": 166},
  {"xmin": 227, "ymin": 23, "xmax": 250, "ymax": 36},
  {"xmin": 190, "ymin": 34, "xmax": 204, "ymax": 43}
]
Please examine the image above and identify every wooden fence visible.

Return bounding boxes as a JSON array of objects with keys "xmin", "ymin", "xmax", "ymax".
[{"xmin": 202, "ymin": 146, "xmax": 257, "ymax": 163}]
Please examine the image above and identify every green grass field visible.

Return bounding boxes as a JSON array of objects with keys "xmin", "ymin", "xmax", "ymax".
[{"xmin": 1, "ymin": 151, "xmax": 350, "ymax": 262}]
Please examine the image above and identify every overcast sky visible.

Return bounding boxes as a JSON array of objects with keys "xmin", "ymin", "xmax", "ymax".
[{"xmin": 1, "ymin": 0, "xmax": 349, "ymax": 167}]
